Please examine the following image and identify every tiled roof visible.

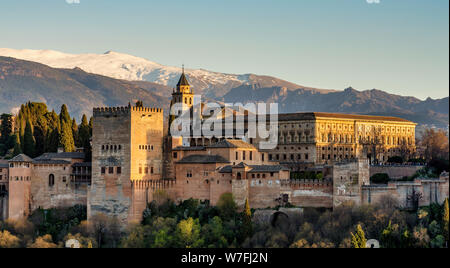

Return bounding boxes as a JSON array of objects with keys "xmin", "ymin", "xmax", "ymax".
[
  {"xmin": 177, "ymin": 154, "xmax": 230, "ymax": 164},
  {"xmin": 72, "ymin": 162, "xmax": 92, "ymax": 167},
  {"xmin": 177, "ymin": 72, "xmax": 190, "ymax": 87},
  {"xmin": 34, "ymin": 152, "xmax": 85, "ymax": 160},
  {"xmin": 8, "ymin": 154, "xmax": 33, "ymax": 162},
  {"xmin": 33, "ymin": 159, "xmax": 71, "ymax": 165},
  {"xmin": 208, "ymin": 139, "xmax": 256, "ymax": 149},
  {"xmin": 172, "ymin": 146, "xmax": 206, "ymax": 151},
  {"xmin": 219, "ymin": 164, "xmax": 289, "ymax": 173},
  {"xmin": 247, "ymin": 165, "xmax": 290, "ymax": 173}
]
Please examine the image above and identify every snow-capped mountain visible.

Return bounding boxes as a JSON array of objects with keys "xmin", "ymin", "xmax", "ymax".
[{"xmin": 0, "ymin": 48, "xmax": 316, "ymax": 98}]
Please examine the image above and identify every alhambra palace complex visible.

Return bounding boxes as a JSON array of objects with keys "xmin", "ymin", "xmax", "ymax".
[{"xmin": 0, "ymin": 72, "xmax": 448, "ymax": 224}]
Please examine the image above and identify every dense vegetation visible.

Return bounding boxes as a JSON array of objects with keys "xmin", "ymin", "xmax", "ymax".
[
  {"xmin": 0, "ymin": 102, "xmax": 92, "ymax": 160},
  {"xmin": 0, "ymin": 194, "xmax": 448, "ymax": 248}
]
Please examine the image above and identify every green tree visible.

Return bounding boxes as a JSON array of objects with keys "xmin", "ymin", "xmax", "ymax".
[
  {"xmin": 0, "ymin": 114, "xmax": 13, "ymax": 145},
  {"xmin": 59, "ymin": 121, "xmax": 75, "ymax": 152},
  {"xmin": 78, "ymin": 114, "xmax": 92, "ymax": 160},
  {"xmin": 351, "ymin": 224, "xmax": 367, "ymax": 248},
  {"xmin": 176, "ymin": 217, "xmax": 203, "ymax": 248},
  {"xmin": 27, "ymin": 234, "xmax": 58, "ymax": 248},
  {"xmin": 443, "ymin": 198, "xmax": 449, "ymax": 246},
  {"xmin": 59, "ymin": 104, "xmax": 71, "ymax": 126},
  {"xmin": 241, "ymin": 198, "xmax": 253, "ymax": 240},
  {"xmin": 23, "ymin": 120, "xmax": 35, "ymax": 157},
  {"xmin": 12, "ymin": 133, "xmax": 22, "ymax": 156},
  {"xmin": 217, "ymin": 193, "xmax": 237, "ymax": 221},
  {"xmin": 0, "ymin": 230, "xmax": 21, "ymax": 248},
  {"xmin": 72, "ymin": 118, "xmax": 79, "ymax": 147}
]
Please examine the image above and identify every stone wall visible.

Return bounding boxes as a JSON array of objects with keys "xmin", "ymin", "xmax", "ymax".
[
  {"xmin": 282, "ymin": 179, "xmax": 333, "ymax": 208},
  {"xmin": 332, "ymin": 159, "xmax": 370, "ymax": 207},
  {"xmin": 89, "ymin": 107, "xmax": 134, "ymax": 225},
  {"xmin": 31, "ymin": 164, "xmax": 87, "ymax": 211},
  {"xmin": 370, "ymin": 165, "xmax": 423, "ymax": 179},
  {"xmin": 362, "ymin": 173, "xmax": 449, "ymax": 208}
]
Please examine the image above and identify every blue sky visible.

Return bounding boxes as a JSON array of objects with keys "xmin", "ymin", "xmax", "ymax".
[{"xmin": 0, "ymin": 0, "xmax": 448, "ymax": 99}]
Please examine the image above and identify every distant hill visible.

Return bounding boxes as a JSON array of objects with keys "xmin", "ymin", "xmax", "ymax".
[
  {"xmin": 0, "ymin": 48, "xmax": 333, "ymax": 99},
  {"xmin": 0, "ymin": 55, "xmax": 448, "ymax": 131},
  {"xmin": 221, "ymin": 85, "xmax": 449, "ymax": 129},
  {"xmin": 0, "ymin": 56, "xmax": 170, "ymax": 120}
]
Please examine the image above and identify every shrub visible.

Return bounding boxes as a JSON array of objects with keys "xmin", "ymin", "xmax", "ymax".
[{"xmin": 370, "ymin": 173, "xmax": 390, "ymax": 184}]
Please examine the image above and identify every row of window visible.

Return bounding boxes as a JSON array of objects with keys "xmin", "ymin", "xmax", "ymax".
[
  {"xmin": 277, "ymin": 146, "xmax": 310, "ymax": 151},
  {"xmin": 235, "ymin": 151, "xmax": 255, "ymax": 161},
  {"xmin": 9, "ymin": 163, "xmax": 30, "ymax": 168},
  {"xmin": 139, "ymin": 145, "xmax": 154, "ymax": 151},
  {"xmin": 139, "ymin": 166, "xmax": 154, "ymax": 175},
  {"xmin": 322, "ymin": 154, "xmax": 354, "ymax": 160},
  {"xmin": 9, "ymin": 176, "xmax": 31, "ymax": 181},
  {"xmin": 321, "ymin": 147, "xmax": 354, "ymax": 152},
  {"xmin": 101, "ymin": 166, "xmax": 122, "ymax": 175},
  {"xmin": 250, "ymin": 173, "xmax": 275, "ymax": 179},
  {"xmin": 101, "ymin": 144, "xmax": 122, "ymax": 151},
  {"xmin": 269, "ymin": 154, "xmax": 309, "ymax": 161}
]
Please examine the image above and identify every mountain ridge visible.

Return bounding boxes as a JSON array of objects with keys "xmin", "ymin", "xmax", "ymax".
[{"xmin": 0, "ymin": 55, "xmax": 448, "ymax": 133}]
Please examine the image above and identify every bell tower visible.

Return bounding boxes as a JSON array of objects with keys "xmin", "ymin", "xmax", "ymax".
[{"xmin": 169, "ymin": 66, "xmax": 194, "ymax": 127}]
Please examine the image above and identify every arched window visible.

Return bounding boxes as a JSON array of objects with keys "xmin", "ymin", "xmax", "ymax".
[
  {"xmin": 236, "ymin": 172, "xmax": 242, "ymax": 180},
  {"xmin": 49, "ymin": 174, "xmax": 55, "ymax": 187}
]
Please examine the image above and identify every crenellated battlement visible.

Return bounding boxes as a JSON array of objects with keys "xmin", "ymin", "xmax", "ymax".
[
  {"xmin": 130, "ymin": 106, "xmax": 163, "ymax": 113},
  {"xmin": 93, "ymin": 106, "xmax": 131, "ymax": 117},
  {"xmin": 93, "ymin": 106, "xmax": 163, "ymax": 117}
]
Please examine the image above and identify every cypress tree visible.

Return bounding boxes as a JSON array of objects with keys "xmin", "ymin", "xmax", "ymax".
[
  {"xmin": 46, "ymin": 110, "xmax": 61, "ymax": 152},
  {"xmin": 351, "ymin": 224, "xmax": 367, "ymax": 248},
  {"xmin": 23, "ymin": 120, "xmax": 35, "ymax": 157},
  {"xmin": 88, "ymin": 117, "xmax": 93, "ymax": 136},
  {"xmin": 0, "ymin": 114, "xmax": 13, "ymax": 145},
  {"xmin": 59, "ymin": 122, "xmax": 75, "ymax": 152},
  {"xmin": 242, "ymin": 198, "xmax": 253, "ymax": 240},
  {"xmin": 59, "ymin": 104, "xmax": 71, "ymax": 126},
  {"xmin": 72, "ymin": 118, "xmax": 79, "ymax": 147},
  {"xmin": 78, "ymin": 114, "xmax": 92, "ymax": 161},
  {"xmin": 12, "ymin": 133, "xmax": 22, "ymax": 157}
]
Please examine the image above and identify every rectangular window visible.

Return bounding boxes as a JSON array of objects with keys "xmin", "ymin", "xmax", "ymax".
[
  {"xmin": 139, "ymin": 167, "xmax": 142, "ymax": 174},
  {"xmin": 250, "ymin": 151, "xmax": 253, "ymax": 161},
  {"xmin": 262, "ymin": 153, "xmax": 265, "ymax": 162},
  {"xmin": 151, "ymin": 167, "xmax": 154, "ymax": 174},
  {"xmin": 305, "ymin": 154, "xmax": 309, "ymax": 160},
  {"xmin": 101, "ymin": 167, "xmax": 106, "ymax": 174},
  {"xmin": 117, "ymin": 167, "xmax": 122, "ymax": 174},
  {"xmin": 109, "ymin": 167, "xmax": 114, "ymax": 174},
  {"xmin": 236, "ymin": 152, "xmax": 239, "ymax": 160},
  {"xmin": 173, "ymin": 152, "xmax": 178, "ymax": 159},
  {"xmin": 145, "ymin": 167, "xmax": 149, "ymax": 174},
  {"xmin": 243, "ymin": 151, "xmax": 246, "ymax": 160},
  {"xmin": 268, "ymin": 154, "xmax": 272, "ymax": 161}
]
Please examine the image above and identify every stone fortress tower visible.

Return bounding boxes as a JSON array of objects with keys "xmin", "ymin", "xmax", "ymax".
[{"xmin": 88, "ymin": 105, "xmax": 164, "ymax": 224}]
